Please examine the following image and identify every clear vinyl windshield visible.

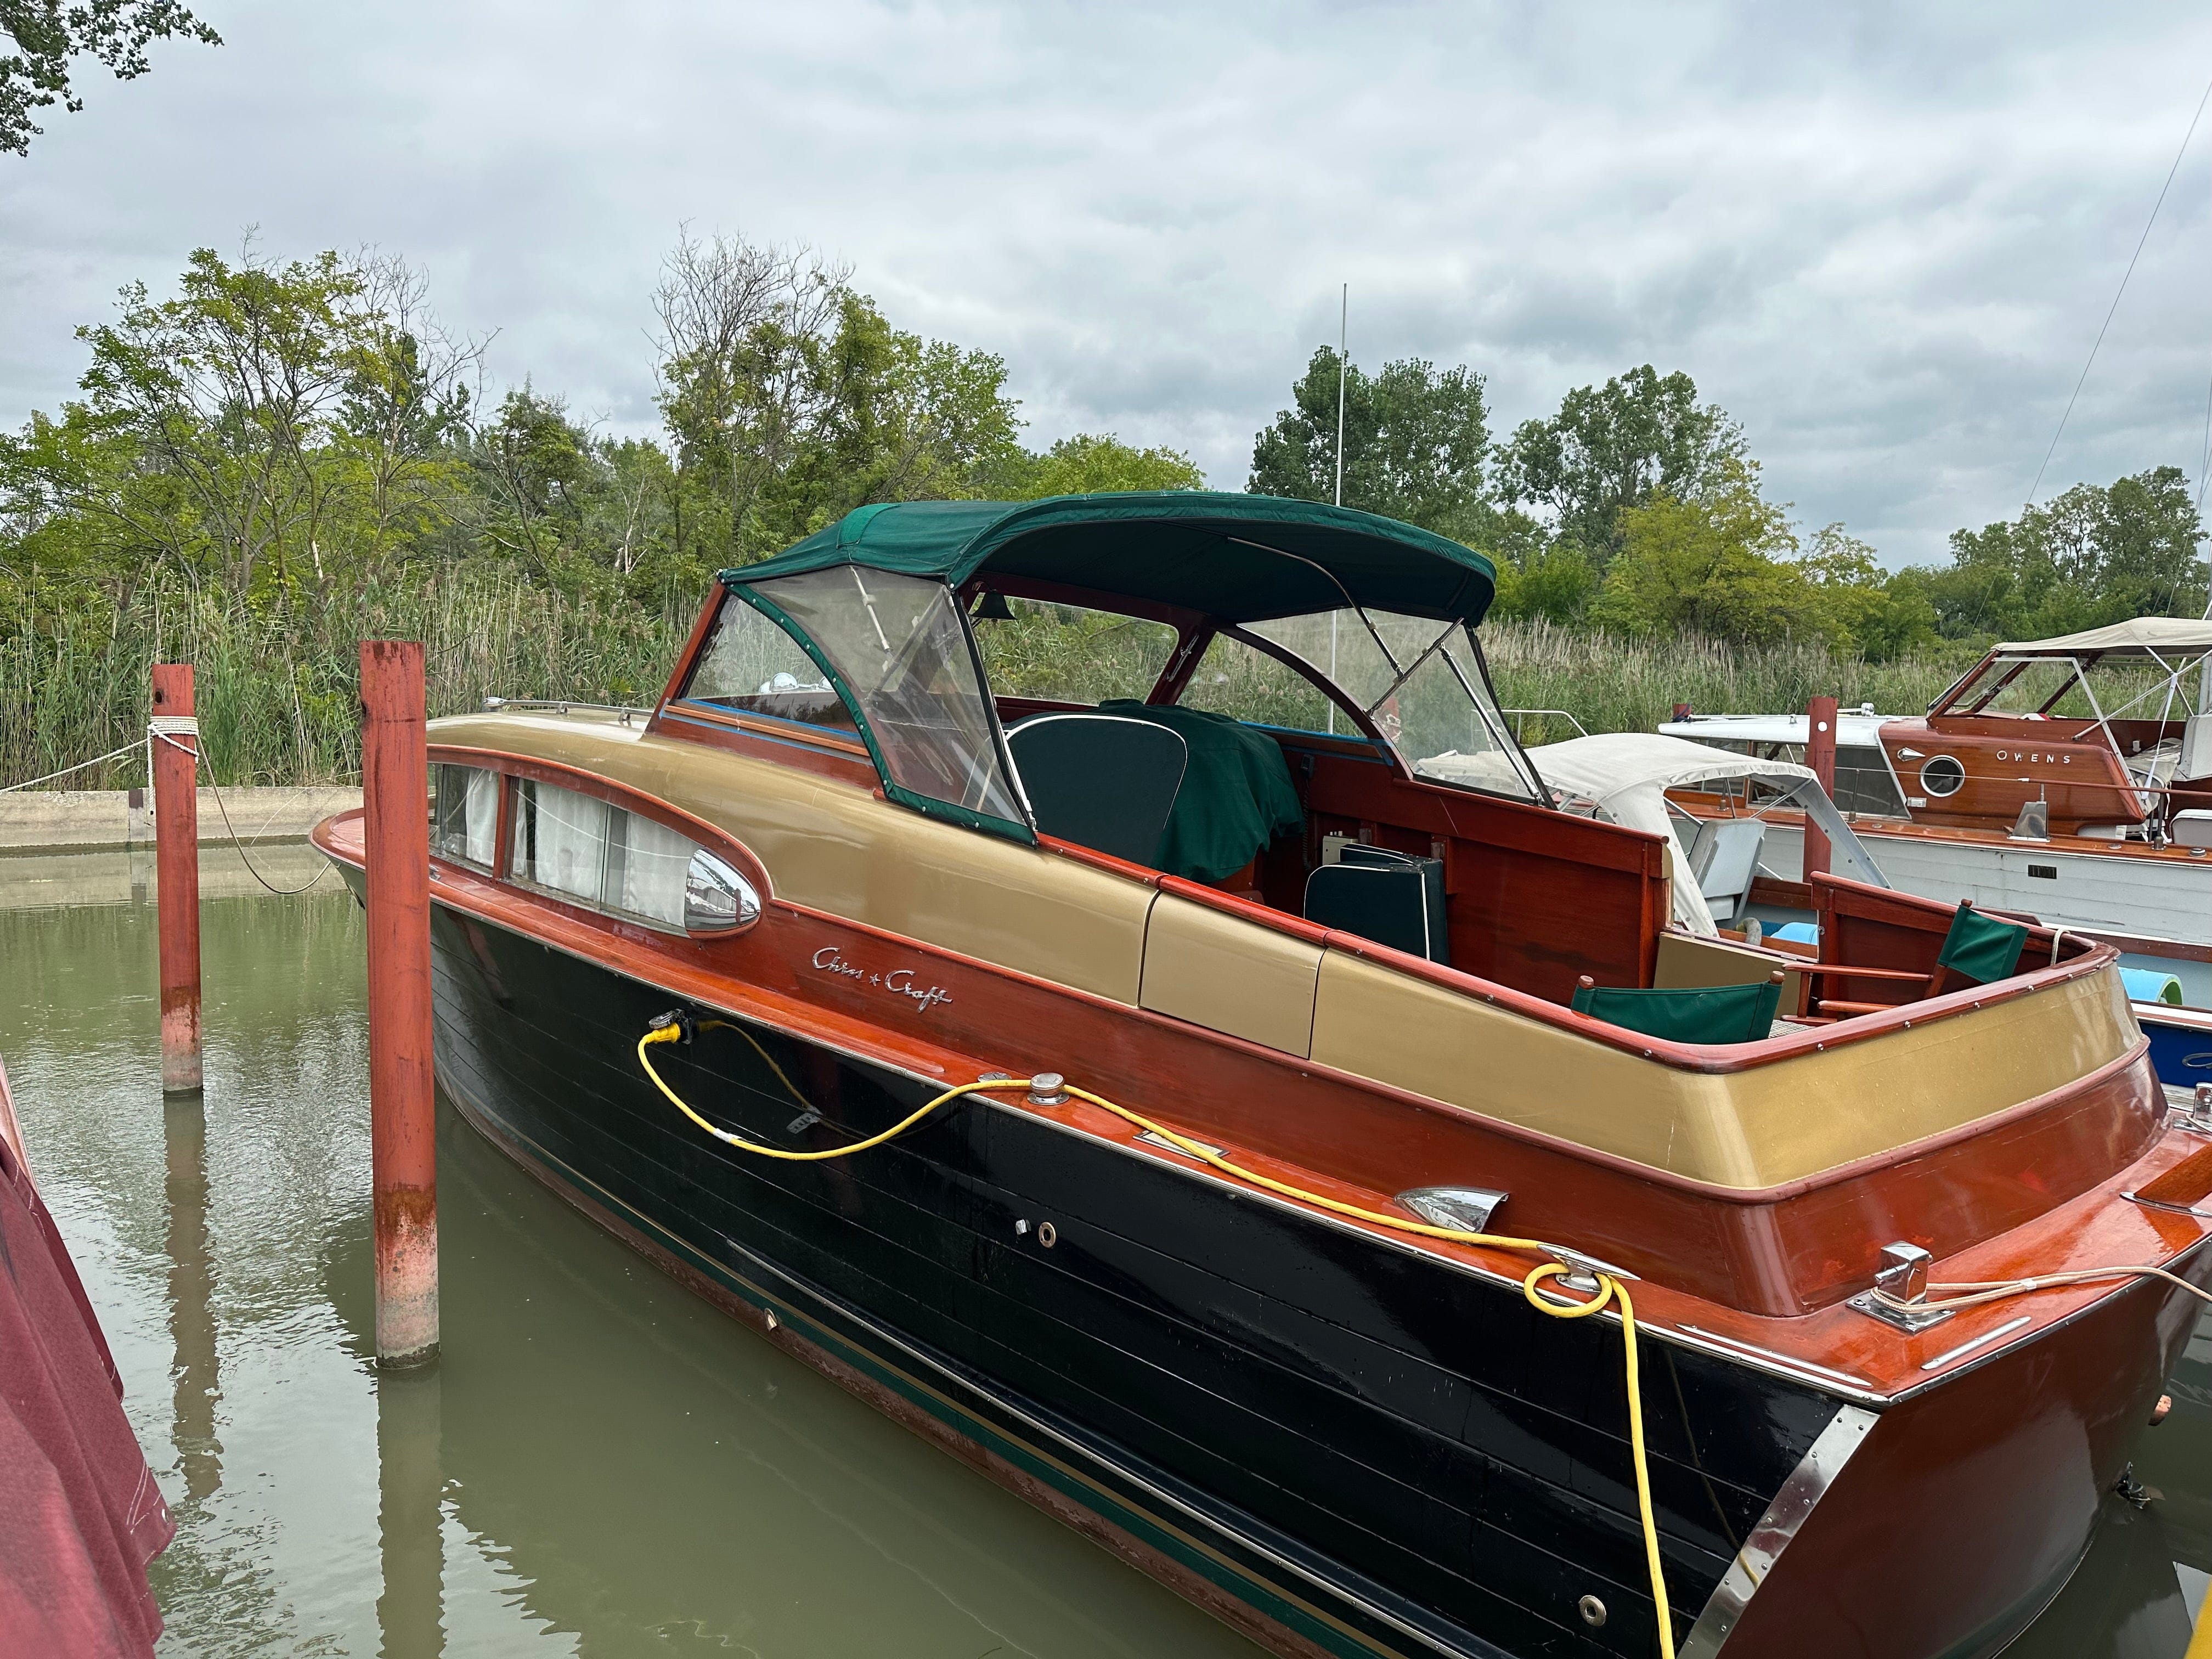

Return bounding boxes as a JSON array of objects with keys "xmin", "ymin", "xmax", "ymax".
[
  {"xmin": 743, "ymin": 567, "xmax": 1030, "ymax": 834},
  {"xmin": 1243, "ymin": 610, "xmax": 1549, "ymax": 804}
]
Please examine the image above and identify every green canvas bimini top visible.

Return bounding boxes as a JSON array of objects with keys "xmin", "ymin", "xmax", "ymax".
[{"xmin": 720, "ymin": 492, "xmax": 1498, "ymax": 626}]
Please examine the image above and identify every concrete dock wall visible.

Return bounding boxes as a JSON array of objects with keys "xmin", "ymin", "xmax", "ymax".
[{"xmin": 0, "ymin": 787, "xmax": 362, "ymax": 857}]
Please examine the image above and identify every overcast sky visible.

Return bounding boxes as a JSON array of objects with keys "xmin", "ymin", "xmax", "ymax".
[{"xmin": 4, "ymin": 1, "xmax": 2210, "ymax": 567}]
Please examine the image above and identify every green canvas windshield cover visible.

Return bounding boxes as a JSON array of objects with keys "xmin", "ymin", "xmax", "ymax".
[{"xmin": 719, "ymin": 493, "xmax": 1499, "ymax": 627}]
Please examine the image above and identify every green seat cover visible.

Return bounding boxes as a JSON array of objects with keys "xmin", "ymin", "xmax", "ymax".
[
  {"xmin": 1570, "ymin": 980, "xmax": 1782, "ymax": 1045},
  {"xmin": 1007, "ymin": 714, "xmax": 1188, "ymax": 866},
  {"xmin": 1936, "ymin": 905, "xmax": 2028, "ymax": 986},
  {"xmin": 1096, "ymin": 701, "xmax": 1305, "ymax": 883}
]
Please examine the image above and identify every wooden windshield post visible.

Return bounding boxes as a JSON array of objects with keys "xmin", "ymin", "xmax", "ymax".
[
  {"xmin": 1805, "ymin": 695, "xmax": 1838, "ymax": 881},
  {"xmin": 152, "ymin": 664, "xmax": 202, "ymax": 1093},
  {"xmin": 362, "ymin": 641, "xmax": 439, "ymax": 1367}
]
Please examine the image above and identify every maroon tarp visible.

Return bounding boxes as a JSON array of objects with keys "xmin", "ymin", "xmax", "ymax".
[{"xmin": 0, "ymin": 1062, "xmax": 172, "ymax": 1659}]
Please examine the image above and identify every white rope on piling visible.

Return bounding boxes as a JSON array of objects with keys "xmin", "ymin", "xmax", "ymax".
[
  {"xmin": 6, "ymin": 715, "xmax": 331, "ymax": 895},
  {"xmin": 147, "ymin": 719, "xmax": 331, "ymax": 897},
  {"xmin": 0, "ymin": 738, "xmax": 146, "ymax": 793}
]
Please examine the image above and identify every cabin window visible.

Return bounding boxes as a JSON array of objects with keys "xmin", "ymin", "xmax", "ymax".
[
  {"xmin": 972, "ymin": 597, "xmax": 1180, "ymax": 707},
  {"xmin": 681, "ymin": 596, "xmax": 861, "ymax": 736},
  {"xmin": 1950, "ymin": 656, "xmax": 2098, "ymax": 720},
  {"xmin": 430, "ymin": 764, "xmax": 499, "ymax": 870},
  {"xmin": 1178, "ymin": 634, "xmax": 1336, "ymax": 733},
  {"xmin": 748, "ymin": 569, "xmax": 1029, "ymax": 831},
  {"xmin": 507, "ymin": 778, "xmax": 695, "ymax": 929},
  {"xmin": 1833, "ymin": 746, "xmax": 1908, "ymax": 815}
]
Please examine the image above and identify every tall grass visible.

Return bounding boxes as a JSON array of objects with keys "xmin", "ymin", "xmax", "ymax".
[
  {"xmin": 3, "ymin": 580, "xmax": 1987, "ymax": 792},
  {"xmin": 1, "ymin": 572, "xmax": 696, "ymax": 790},
  {"xmin": 1480, "ymin": 618, "xmax": 1982, "ymax": 747}
]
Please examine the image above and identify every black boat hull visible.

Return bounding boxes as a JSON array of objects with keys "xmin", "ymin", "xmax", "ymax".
[{"xmin": 417, "ymin": 895, "xmax": 1854, "ymax": 1659}]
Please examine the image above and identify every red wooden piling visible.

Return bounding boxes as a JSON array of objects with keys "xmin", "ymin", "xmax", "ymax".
[
  {"xmin": 362, "ymin": 641, "xmax": 438, "ymax": 1367},
  {"xmin": 152, "ymin": 664, "xmax": 202, "ymax": 1094},
  {"xmin": 1804, "ymin": 694, "xmax": 1838, "ymax": 882}
]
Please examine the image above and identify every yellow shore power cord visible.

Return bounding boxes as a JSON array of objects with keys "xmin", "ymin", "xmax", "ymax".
[
  {"xmin": 639, "ymin": 1018, "xmax": 1679, "ymax": 1652},
  {"xmin": 642, "ymin": 1014, "xmax": 2212, "ymax": 1654}
]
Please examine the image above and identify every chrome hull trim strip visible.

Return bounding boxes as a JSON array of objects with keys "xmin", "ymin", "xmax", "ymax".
[
  {"xmin": 1679, "ymin": 1404, "xmax": 1880, "ymax": 1657},
  {"xmin": 1672, "ymin": 1325, "xmax": 1878, "ymax": 1392},
  {"xmin": 1919, "ymin": 1316, "xmax": 2032, "ymax": 1373}
]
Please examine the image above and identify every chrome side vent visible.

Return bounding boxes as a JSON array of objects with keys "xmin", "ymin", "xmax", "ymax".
[{"xmin": 1397, "ymin": 1187, "xmax": 1508, "ymax": 1234}]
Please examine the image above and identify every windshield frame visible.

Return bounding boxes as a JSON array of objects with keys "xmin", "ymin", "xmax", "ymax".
[
  {"xmin": 723, "ymin": 571, "xmax": 1037, "ymax": 844},
  {"xmin": 1197, "ymin": 614, "xmax": 1553, "ymax": 808}
]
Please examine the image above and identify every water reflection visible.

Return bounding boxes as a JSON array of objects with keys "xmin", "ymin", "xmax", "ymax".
[
  {"xmin": 376, "ymin": 1368, "xmax": 445, "ymax": 1659},
  {"xmin": 2008, "ymin": 1494, "xmax": 2194, "ymax": 1658},
  {"xmin": 1, "ymin": 848, "xmax": 1259, "ymax": 1657},
  {"xmin": 163, "ymin": 1092, "xmax": 222, "ymax": 1505},
  {"xmin": 4, "ymin": 845, "xmax": 2211, "ymax": 1655}
]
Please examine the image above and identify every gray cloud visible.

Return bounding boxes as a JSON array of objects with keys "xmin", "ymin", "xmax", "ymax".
[{"xmin": 3, "ymin": 0, "xmax": 2210, "ymax": 565}]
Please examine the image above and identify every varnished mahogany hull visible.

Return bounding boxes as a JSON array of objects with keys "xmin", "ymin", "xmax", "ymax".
[{"xmin": 387, "ymin": 878, "xmax": 2201, "ymax": 1659}]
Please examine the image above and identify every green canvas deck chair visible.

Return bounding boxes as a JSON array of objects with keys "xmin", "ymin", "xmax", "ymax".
[
  {"xmin": 1933, "ymin": 901, "xmax": 2029, "ymax": 988},
  {"xmin": 1569, "ymin": 975, "xmax": 1784, "ymax": 1045},
  {"xmin": 1811, "ymin": 900, "xmax": 2030, "ymax": 1018}
]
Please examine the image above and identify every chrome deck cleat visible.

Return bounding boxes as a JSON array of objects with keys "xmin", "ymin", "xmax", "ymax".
[{"xmin": 1847, "ymin": 1241, "xmax": 1954, "ymax": 1332}]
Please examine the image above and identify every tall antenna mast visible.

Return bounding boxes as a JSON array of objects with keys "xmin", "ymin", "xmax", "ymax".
[{"xmin": 1335, "ymin": 283, "xmax": 1347, "ymax": 507}]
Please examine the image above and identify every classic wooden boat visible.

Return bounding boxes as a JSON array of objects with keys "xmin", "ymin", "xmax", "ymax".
[
  {"xmin": 1662, "ymin": 623, "xmax": 2212, "ymax": 1087},
  {"xmin": 314, "ymin": 494, "xmax": 2212, "ymax": 1659}
]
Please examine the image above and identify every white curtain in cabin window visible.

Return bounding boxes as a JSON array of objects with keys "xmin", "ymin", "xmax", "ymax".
[
  {"xmin": 460, "ymin": 767, "xmax": 498, "ymax": 867},
  {"xmin": 526, "ymin": 783, "xmax": 610, "ymax": 902},
  {"xmin": 610, "ymin": 811, "xmax": 690, "ymax": 927},
  {"xmin": 433, "ymin": 764, "xmax": 501, "ymax": 870}
]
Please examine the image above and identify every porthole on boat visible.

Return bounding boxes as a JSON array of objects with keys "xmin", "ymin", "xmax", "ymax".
[{"xmin": 1919, "ymin": 754, "xmax": 1966, "ymax": 797}]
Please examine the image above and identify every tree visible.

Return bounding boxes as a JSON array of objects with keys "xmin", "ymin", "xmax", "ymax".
[
  {"xmin": 653, "ymin": 228, "xmax": 1023, "ymax": 560},
  {"xmin": 335, "ymin": 253, "xmax": 483, "ymax": 564},
  {"xmin": 1494, "ymin": 365, "xmax": 1743, "ymax": 565},
  {"xmin": 1591, "ymin": 458, "xmax": 1809, "ymax": 645},
  {"xmin": 1489, "ymin": 538, "xmax": 1599, "ymax": 627},
  {"xmin": 1247, "ymin": 348, "xmax": 1494, "ymax": 542},
  {"xmin": 653, "ymin": 228, "xmax": 848, "ymax": 556},
  {"xmin": 1798, "ymin": 523, "xmax": 1934, "ymax": 659},
  {"xmin": 1924, "ymin": 467, "xmax": 2207, "ymax": 641},
  {"xmin": 1004, "ymin": 432, "xmax": 1206, "ymax": 499},
  {"xmin": 464, "ymin": 385, "xmax": 595, "ymax": 568},
  {"xmin": 0, "ymin": 244, "xmax": 478, "ymax": 598},
  {"xmin": 2, "ymin": 0, "xmax": 221, "ymax": 155},
  {"xmin": 590, "ymin": 437, "xmax": 676, "ymax": 578}
]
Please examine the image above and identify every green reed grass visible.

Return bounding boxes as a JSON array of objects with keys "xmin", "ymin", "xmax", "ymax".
[
  {"xmin": 2, "ymin": 573, "xmax": 695, "ymax": 790},
  {"xmin": 1480, "ymin": 618, "xmax": 1980, "ymax": 747},
  {"xmin": 3, "ymin": 582, "xmax": 1985, "ymax": 792}
]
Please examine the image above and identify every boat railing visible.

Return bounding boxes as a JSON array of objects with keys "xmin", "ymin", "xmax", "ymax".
[
  {"xmin": 481, "ymin": 697, "xmax": 659, "ymax": 727},
  {"xmin": 1502, "ymin": 707, "xmax": 1590, "ymax": 741}
]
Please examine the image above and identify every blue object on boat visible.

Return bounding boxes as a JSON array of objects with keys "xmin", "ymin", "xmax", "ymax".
[
  {"xmin": 1768, "ymin": 922, "xmax": 1820, "ymax": 946},
  {"xmin": 2121, "ymin": 967, "xmax": 2186, "ymax": 1007},
  {"xmin": 2139, "ymin": 1005, "xmax": 2212, "ymax": 1087}
]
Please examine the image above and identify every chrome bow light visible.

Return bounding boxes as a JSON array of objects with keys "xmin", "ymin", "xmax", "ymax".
[{"xmin": 684, "ymin": 849, "xmax": 761, "ymax": 933}]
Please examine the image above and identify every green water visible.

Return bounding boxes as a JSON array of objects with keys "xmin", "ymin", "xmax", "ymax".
[{"xmin": 1, "ymin": 847, "xmax": 2207, "ymax": 1657}]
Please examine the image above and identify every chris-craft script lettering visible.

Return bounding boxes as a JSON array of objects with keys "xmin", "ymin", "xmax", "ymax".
[{"xmin": 811, "ymin": 945, "xmax": 955, "ymax": 1013}]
